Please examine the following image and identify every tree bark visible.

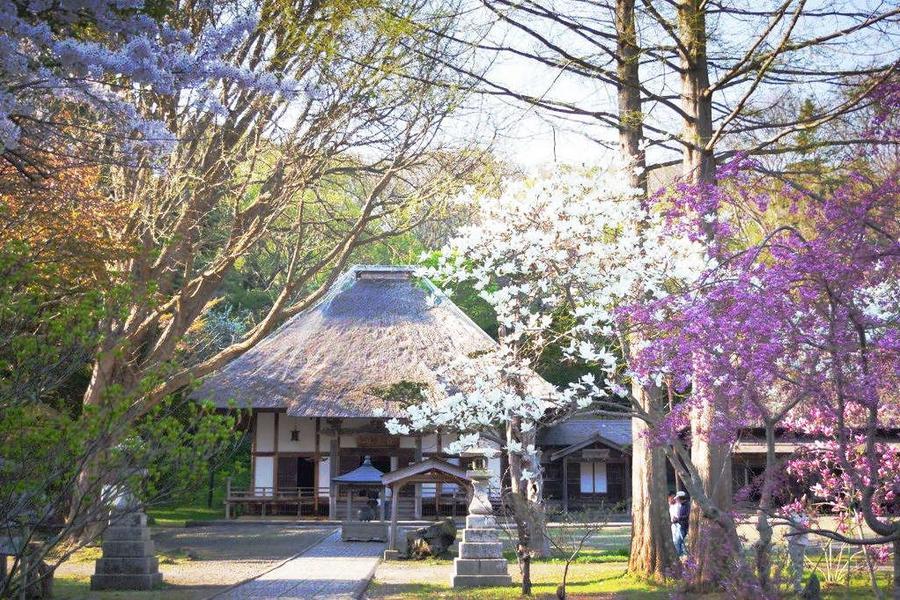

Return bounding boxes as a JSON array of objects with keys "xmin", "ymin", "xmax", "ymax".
[
  {"xmin": 687, "ymin": 394, "xmax": 733, "ymax": 589},
  {"xmin": 754, "ymin": 420, "xmax": 777, "ymax": 593},
  {"xmin": 616, "ymin": 0, "xmax": 646, "ymax": 190},
  {"xmin": 676, "ymin": 0, "xmax": 733, "ymax": 588},
  {"xmin": 614, "ymin": 3, "xmax": 676, "ymax": 578},
  {"xmin": 677, "ymin": 0, "xmax": 715, "ymax": 184},
  {"xmin": 628, "ymin": 384, "xmax": 677, "ymax": 580}
]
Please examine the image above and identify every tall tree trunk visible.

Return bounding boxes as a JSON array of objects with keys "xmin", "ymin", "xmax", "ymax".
[
  {"xmin": 616, "ymin": 0, "xmax": 646, "ymax": 190},
  {"xmin": 628, "ymin": 384, "xmax": 677, "ymax": 580},
  {"xmin": 754, "ymin": 420, "xmax": 777, "ymax": 593},
  {"xmin": 677, "ymin": 0, "xmax": 715, "ymax": 184},
  {"xmin": 687, "ymin": 393, "xmax": 733, "ymax": 589},
  {"xmin": 615, "ymin": 0, "xmax": 676, "ymax": 580},
  {"xmin": 677, "ymin": 0, "xmax": 733, "ymax": 589}
]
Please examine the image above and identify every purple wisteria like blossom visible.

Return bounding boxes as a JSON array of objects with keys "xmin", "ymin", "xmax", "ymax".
[
  {"xmin": 622, "ymin": 93, "xmax": 899, "ymax": 579},
  {"xmin": 0, "ymin": 0, "xmax": 297, "ymax": 163}
]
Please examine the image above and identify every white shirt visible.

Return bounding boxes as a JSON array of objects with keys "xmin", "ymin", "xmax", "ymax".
[{"xmin": 669, "ymin": 502, "xmax": 680, "ymax": 523}]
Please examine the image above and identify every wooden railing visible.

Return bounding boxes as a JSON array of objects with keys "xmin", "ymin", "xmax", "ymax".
[{"xmin": 224, "ymin": 479, "xmax": 329, "ymax": 518}]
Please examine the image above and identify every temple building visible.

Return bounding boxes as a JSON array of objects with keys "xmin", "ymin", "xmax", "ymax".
[
  {"xmin": 195, "ymin": 265, "xmax": 516, "ymax": 519},
  {"xmin": 196, "ymin": 264, "xmax": 865, "ymax": 520}
]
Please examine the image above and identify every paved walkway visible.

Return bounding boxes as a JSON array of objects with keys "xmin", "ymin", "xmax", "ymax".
[{"xmin": 213, "ymin": 530, "xmax": 385, "ymax": 599}]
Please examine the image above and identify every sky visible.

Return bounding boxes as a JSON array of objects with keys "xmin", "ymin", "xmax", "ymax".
[{"xmin": 444, "ymin": 0, "xmax": 900, "ymax": 170}]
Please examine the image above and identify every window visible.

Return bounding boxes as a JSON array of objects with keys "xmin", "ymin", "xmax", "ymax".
[{"xmin": 580, "ymin": 462, "xmax": 608, "ymax": 494}]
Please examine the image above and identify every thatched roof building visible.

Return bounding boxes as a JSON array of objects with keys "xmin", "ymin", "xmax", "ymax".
[{"xmin": 194, "ymin": 265, "xmax": 501, "ymax": 418}]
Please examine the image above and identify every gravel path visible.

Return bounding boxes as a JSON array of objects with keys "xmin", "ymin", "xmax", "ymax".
[
  {"xmin": 55, "ymin": 524, "xmax": 333, "ymax": 598},
  {"xmin": 213, "ymin": 530, "xmax": 384, "ymax": 599}
]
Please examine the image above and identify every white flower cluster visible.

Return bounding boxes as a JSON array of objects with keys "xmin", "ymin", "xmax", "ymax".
[{"xmin": 394, "ymin": 163, "xmax": 706, "ymax": 456}]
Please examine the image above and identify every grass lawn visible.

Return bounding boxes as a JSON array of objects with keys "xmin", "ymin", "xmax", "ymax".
[
  {"xmin": 146, "ymin": 505, "xmax": 224, "ymax": 528},
  {"xmin": 368, "ymin": 553, "xmax": 892, "ymax": 600},
  {"xmin": 53, "ymin": 546, "xmax": 218, "ymax": 600},
  {"xmin": 369, "ymin": 559, "xmax": 667, "ymax": 599}
]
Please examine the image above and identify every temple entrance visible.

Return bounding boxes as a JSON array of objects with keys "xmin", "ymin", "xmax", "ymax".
[{"xmin": 277, "ymin": 456, "xmax": 316, "ymax": 489}]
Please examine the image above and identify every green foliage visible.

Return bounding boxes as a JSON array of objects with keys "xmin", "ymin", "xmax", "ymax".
[
  {"xmin": 370, "ymin": 380, "xmax": 429, "ymax": 407},
  {"xmin": 0, "ymin": 240, "xmax": 105, "ymax": 413}
]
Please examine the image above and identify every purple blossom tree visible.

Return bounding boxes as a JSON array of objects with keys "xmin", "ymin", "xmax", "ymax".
[{"xmin": 625, "ymin": 126, "xmax": 899, "ymax": 594}]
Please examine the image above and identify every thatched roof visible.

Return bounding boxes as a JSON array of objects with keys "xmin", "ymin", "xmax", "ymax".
[{"xmin": 194, "ymin": 265, "xmax": 503, "ymax": 417}]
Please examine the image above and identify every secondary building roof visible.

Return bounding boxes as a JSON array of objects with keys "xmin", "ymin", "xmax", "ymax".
[
  {"xmin": 538, "ymin": 418, "xmax": 632, "ymax": 449},
  {"xmin": 194, "ymin": 265, "xmax": 545, "ymax": 418},
  {"xmin": 333, "ymin": 456, "xmax": 386, "ymax": 485}
]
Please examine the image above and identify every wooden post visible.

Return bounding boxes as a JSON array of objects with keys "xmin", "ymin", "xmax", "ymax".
[
  {"xmin": 328, "ymin": 421, "xmax": 341, "ymax": 519},
  {"xmin": 389, "ymin": 482, "xmax": 401, "ymax": 552},
  {"xmin": 273, "ymin": 412, "xmax": 280, "ymax": 498},
  {"xmin": 249, "ymin": 411, "xmax": 257, "ymax": 495},
  {"xmin": 380, "ymin": 486, "xmax": 387, "ymax": 521},
  {"xmin": 435, "ymin": 432, "xmax": 442, "ymax": 517},
  {"xmin": 345, "ymin": 485, "xmax": 352, "ymax": 521},
  {"xmin": 414, "ymin": 435, "xmax": 423, "ymax": 519},
  {"xmin": 225, "ymin": 477, "xmax": 232, "ymax": 519},
  {"xmin": 314, "ymin": 417, "xmax": 321, "ymax": 515},
  {"xmin": 562, "ymin": 458, "xmax": 569, "ymax": 513}
]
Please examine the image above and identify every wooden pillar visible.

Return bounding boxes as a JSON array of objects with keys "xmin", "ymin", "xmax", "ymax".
[
  {"xmin": 414, "ymin": 435, "xmax": 423, "ymax": 519},
  {"xmin": 225, "ymin": 477, "xmax": 232, "ymax": 519},
  {"xmin": 329, "ymin": 421, "xmax": 341, "ymax": 519},
  {"xmin": 249, "ymin": 411, "xmax": 257, "ymax": 494},
  {"xmin": 314, "ymin": 417, "xmax": 321, "ymax": 515},
  {"xmin": 389, "ymin": 482, "xmax": 402, "ymax": 551},
  {"xmin": 562, "ymin": 458, "xmax": 569, "ymax": 513},
  {"xmin": 345, "ymin": 485, "xmax": 352, "ymax": 521},
  {"xmin": 273, "ymin": 412, "xmax": 280, "ymax": 497},
  {"xmin": 435, "ymin": 432, "xmax": 442, "ymax": 516}
]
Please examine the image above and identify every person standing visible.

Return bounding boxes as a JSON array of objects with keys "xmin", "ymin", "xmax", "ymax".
[
  {"xmin": 668, "ymin": 492, "xmax": 685, "ymax": 556},
  {"xmin": 676, "ymin": 491, "xmax": 690, "ymax": 547},
  {"xmin": 787, "ymin": 501, "xmax": 811, "ymax": 594}
]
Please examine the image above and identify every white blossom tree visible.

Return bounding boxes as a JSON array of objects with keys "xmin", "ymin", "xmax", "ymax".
[{"xmin": 387, "ymin": 162, "xmax": 708, "ymax": 593}]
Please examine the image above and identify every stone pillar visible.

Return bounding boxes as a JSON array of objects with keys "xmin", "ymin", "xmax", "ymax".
[
  {"xmin": 452, "ymin": 470, "xmax": 511, "ymax": 588},
  {"xmin": 90, "ymin": 511, "xmax": 162, "ymax": 591}
]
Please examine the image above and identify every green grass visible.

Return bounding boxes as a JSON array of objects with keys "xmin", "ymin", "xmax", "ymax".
[
  {"xmin": 53, "ymin": 576, "xmax": 216, "ymax": 600},
  {"xmin": 501, "ymin": 547, "xmax": 631, "ymax": 564},
  {"xmin": 146, "ymin": 505, "xmax": 224, "ymax": 528},
  {"xmin": 370, "ymin": 562, "xmax": 666, "ymax": 599}
]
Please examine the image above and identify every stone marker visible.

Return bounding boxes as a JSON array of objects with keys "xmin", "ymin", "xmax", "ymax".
[
  {"xmin": 452, "ymin": 468, "xmax": 511, "ymax": 588},
  {"xmin": 91, "ymin": 511, "xmax": 163, "ymax": 590}
]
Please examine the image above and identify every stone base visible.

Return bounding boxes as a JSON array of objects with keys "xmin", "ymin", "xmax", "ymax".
[
  {"xmin": 91, "ymin": 511, "xmax": 163, "ymax": 591},
  {"xmin": 465, "ymin": 515, "xmax": 497, "ymax": 529},
  {"xmin": 451, "ymin": 574, "xmax": 513, "ymax": 588},
  {"xmin": 341, "ymin": 521, "xmax": 388, "ymax": 542},
  {"xmin": 95, "ymin": 556, "xmax": 159, "ymax": 575},
  {"xmin": 458, "ymin": 541, "xmax": 503, "ymax": 559},
  {"xmin": 382, "ymin": 549, "xmax": 401, "ymax": 561},
  {"xmin": 90, "ymin": 572, "xmax": 162, "ymax": 591},
  {"xmin": 453, "ymin": 558, "xmax": 509, "ymax": 576}
]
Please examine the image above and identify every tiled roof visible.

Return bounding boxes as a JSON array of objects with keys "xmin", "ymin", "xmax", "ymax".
[{"xmin": 538, "ymin": 418, "xmax": 632, "ymax": 448}]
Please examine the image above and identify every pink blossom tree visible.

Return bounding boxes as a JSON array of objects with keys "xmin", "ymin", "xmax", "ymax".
[{"xmin": 625, "ymin": 152, "xmax": 899, "ymax": 595}]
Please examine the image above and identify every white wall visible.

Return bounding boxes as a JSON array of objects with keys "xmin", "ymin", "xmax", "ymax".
[
  {"xmin": 254, "ymin": 456, "xmax": 274, "ymax": 490},
  {"xmin": 319, "ymin": 457, "xmax": 330, "ymax": 495},
  {"xmin": 278, "ymin": 416, "xmax": 316, "ymax": 452},
  {"xmin": 255, "ymin": 412, "xmax": 275, "ymax": 452}
]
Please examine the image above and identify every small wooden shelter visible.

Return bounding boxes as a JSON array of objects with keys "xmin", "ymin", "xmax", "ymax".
[
  {"xmin": 381, "ymin": 458, "xmax": 471, "ymax": 558},
  {"xmin": 332, "ymin": 455, "xmax": 386, "ymax": 520}
]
